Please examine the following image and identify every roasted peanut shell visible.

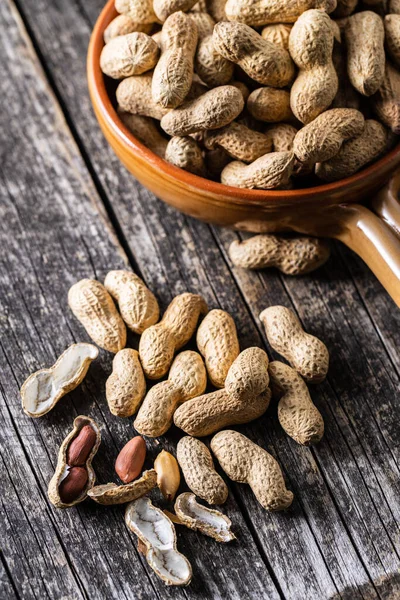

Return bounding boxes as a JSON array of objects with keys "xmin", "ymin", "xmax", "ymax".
[
  {"xmin": 117, "ymin": 73, "xmax": 170, "ymax": 120},
  {"xmin": 152, "ymin": 11, "xmax": 198, "ymax": 108},
  {"xmin": 211, "ymin": 430, "xmax": 294, "ymax": 511},
  {"xmin": 229, "ymin": 235, "xmax": 330, "ymax": 275},
  {"xmin": 293, "ymin": 108, "xmax": 365, "ymax": 164},
  {"xmin": 221, "ymin": 152, "xmax": 294, "ymax": 190},
  {"xmin": 370, "ymin": 62, "xmax": 400, "ymax": 135},
  {"xmin": 118, "ymin": 110, "xmax": 169, "ymax": 157},
  {"xmin": 154, "ymin": 0, "xmax": 199, "ymax": 21},
  {"xmin": 68, "ymin": 279, "xmax": 126, "ymax": 353},
  {"xmin": 225, "ymin": 347, "xmax": 270, "ymax": 402},
  {"xmin": 115, "ymin": 0, "xmax": 159, "ymax": 24},
  {"xmin": 106, "ymin": 349, "xmax": 146, "ymax": 417},
  {"xmin": 104, "ymin": 270, "xmax": 159, "ymax": 334},
  {"xmin": 195, "ymin": 34, "xmax": 234, "ymax": 87},
  {"xmin": 100, "ymin": 32, "xmax": 159, "ymax": 79},
  {"xmin": 289, "ymin": 10, "xmax": 338, "ymax": 124},
  {"xmin": 261, "ymin": 23, "xmax": 292, "ymax": 49},
  {"xmin": 177, "ymin": 436, "xmax": 228, "ymax": 504},
  {"xmin": 139, "ymin": 293, "xmax": 208, "ymax": 380},
  {"xmin": 260, "ymin": 305, "xmax": 329, "ymax": 383},
  {"xmin": 104, "ymin": 15, "xmax": 153, "ymax": 44},
  {"xmin": 174, "ymin": 387, "xmax": 271, "ymax": 436},
  {"xmin": 204, "ymin": 122, "xmax": 273, "ymax": 163},
  {"xmin": 385, "ymin": 15, "xmax": 400, "ymax": 68},
  {"xmin": 134, "ymin": 351, "xmax": 207, "ymax": 436},
  {"xmin": 213, "ymin": 22, "xmax": 295, "ymax": 88},
  {"xmin": 161, "ymin": 292, "xmax": 208, "ymax": 349},
  {"xmin": 165, "ymin": 136, "xmax": 207, "ymax": 176},
  {"xmin": 315, "ymin": 119, "xmax": 388, "ymax": 181},
  {"xmin": 247, "ymin": 88, "xmax": 294, "ymax": 123},
  {"xmin": 265, "ymin": 123, "xmax": 297, "ymax": 153},
  {"xmin": 224, "ymin": 0, "xmax": 336, "ymax": 26},
  {"xmin": 160, "ymin": 86, "xmax": 245, "ymax": 136},
  {"xmin": 345, "ymin": 11, "xmax": 385, "ymax": 96},
  {"xmin": 196, "ymin": 309, "xmax": 240, "ymax": 388},
  {"xmin": 269, "ymin": 361, "xmax": 324, "ymax": 445}
]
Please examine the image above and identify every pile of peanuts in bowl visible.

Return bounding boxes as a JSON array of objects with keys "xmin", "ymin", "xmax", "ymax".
[{"xmin": 99, "ymin": 0, "xmax": 400, "ymax": 190}]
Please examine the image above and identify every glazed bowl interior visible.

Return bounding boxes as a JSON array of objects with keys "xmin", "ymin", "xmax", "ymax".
[{"xmin": 88, "ymin": 0, "xmax": 400, "ymax": 214}]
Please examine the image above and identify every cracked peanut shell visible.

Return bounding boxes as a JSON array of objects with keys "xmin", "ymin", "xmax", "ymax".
[
  {"xmin": 174, "ymin": 493, "xmax": 236, "ymax": 542},
  {"xmin": 125, "ymin": 497, "xmax": 192, "ymax": 586},
  {"xmin": 87, "ymin": 469, "xmax": 157, "ymax": 505},
  {"xmin": 21, "ymin": 343, "xmax": 98, "ymax": 418},
  {"xmin": 48, "ymin": 416, "xmax": 101, "ymax": 509}
]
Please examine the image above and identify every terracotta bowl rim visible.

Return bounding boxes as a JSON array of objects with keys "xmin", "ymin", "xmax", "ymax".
[{"xmin": 88, "ymin": 0, "xmax": 400, "ymax": 203}]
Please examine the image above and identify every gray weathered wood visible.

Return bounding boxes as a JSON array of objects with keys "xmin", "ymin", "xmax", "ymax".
[
  {"xmin": 2, "ymin": 0, "xmax": 400, "ymax": 597},
  {"xmin": 0, "ymin": 2, "xmax": 281, "ymax": 599}
]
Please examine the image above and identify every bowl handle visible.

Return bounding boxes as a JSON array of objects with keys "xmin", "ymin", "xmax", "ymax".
[
  {"xmin": 330, "ymin": 172, "xmax": 400, "ymax": 306},
  {"xmin": 370, "ymin": 169, "xmax": 400, "ymax": 238}
]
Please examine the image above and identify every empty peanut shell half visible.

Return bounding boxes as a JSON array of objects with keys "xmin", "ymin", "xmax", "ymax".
[
  {"xmin": 48, "ymin": 415, "xmax": 101, "ymax": 509},
  {"xmin": 174, "ymin": 493, "xmax": 236, "ymax": 543},
  {"xmin": 21, "ymin": 343, "xmax": 98, "ymax": 417},
  {"xmin": 88, "ymin": 469, "xmax": 157, "ymax": 505},
  {"xmin": 125, "ymin": 496, "xmax": 192, "ymax": 586}
]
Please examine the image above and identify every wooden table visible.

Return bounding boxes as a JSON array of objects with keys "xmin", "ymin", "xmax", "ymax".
[{"xmin": 2, "ymin": 1, "xmax": 400, "ymax": 598}]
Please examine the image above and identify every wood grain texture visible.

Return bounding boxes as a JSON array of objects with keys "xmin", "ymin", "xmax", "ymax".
[
  {"xmin": 0, "ymin": 1, "xmax": 279, "ymax": 599},
  {"xmin": 1, "ymin": 0, "xmax": 400, "ymax": 598}
]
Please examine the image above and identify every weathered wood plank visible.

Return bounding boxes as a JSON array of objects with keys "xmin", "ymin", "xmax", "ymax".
[
  {"xmin": 0, "ymin": 2, "xmax": 281, "ymax": 599},
  {"xmin": 0, "ymin": 555, "xmax": 18, "ymax": 600},
  {"xmin": 336, "ymin": 244, "xmax": 400, "ymax": 377},
  {"xmin": 11, "ymin": 1, "xmax": 400, "ymax": 599},
  {"xmin": 15, "ymin": 0, "xmax": 400, "ymax": 596},
  {"xmin": 215, "ymin": 228, "xmax": 400, "ymax": 596},
  {"xmin": 0, "ymin": 3, "xmax": 161, "ymax": 599}
]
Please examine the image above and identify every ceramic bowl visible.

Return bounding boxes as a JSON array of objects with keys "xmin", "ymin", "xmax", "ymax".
[{"xmin": 87, "ymin": 0, "xmax": 400, "ymax": 305}]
